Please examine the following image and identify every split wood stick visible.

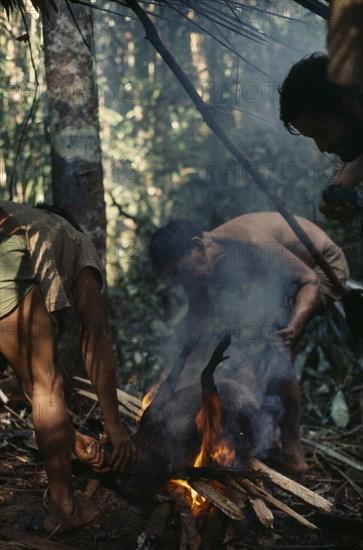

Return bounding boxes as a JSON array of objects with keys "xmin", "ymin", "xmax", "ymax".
[
  {"xmin": 227, "ymin": 478, "xmax": 274, "ymax": 529},
  {"xmin": 186, "ymin": 466, "xmax": 263, "ymax": 481},
  {"xmin": 0, "ymin": 387, "xmax": 9, "ymax": 404},
  {"xmin": 115, "ymin": 387, "xmax": 142, "ymax": 409},
  {"xmin": 249, "ymin": 497, "xmax": 274, "ymax": 529},
  {"xmin": 237, "ymin": 479, "xmax": 318, "ymax": 529},
  {"xmin": 172, "ymin": 488, "xmax": 201, "ymax": 550},
  {"xmin": 190, "ymin": 479, "xmax": 245, "ymax": 521},
  {"xmin": 145, "ymin": 500, "xmax": 174, "ymax": 537},
  {"xmin": 199, "ymin": 506, "xmax": 228, "ymax": 550},
  {"xmin": 137, "ymin": 501, "xmax": 174, "ymax": 550},
  {"xmin": 75, "ymin": 388, "xmax": 140, "ymax": 420},
  {"xmin": 73, "ymin": 376, "xmax": 142, "ymax": 410},
  {"xmin": 4, "ymin": 403, "xmax": 29, "ymax": 423},
  {"xmin": 248, "ymin": 458, "xmax": 333, "ymax": 512}
]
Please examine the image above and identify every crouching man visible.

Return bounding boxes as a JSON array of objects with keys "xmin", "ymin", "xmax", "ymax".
[
  {"xmin": 279, "ymin": 52, "xmax": 363, "ymax": 224},
  {"xmin": 150, "ymin": 213, "xmax": 349, "ymax": 473},
  {"xmin": 0, "ymin": 201, "xmax": 136, "ymax": 533}
]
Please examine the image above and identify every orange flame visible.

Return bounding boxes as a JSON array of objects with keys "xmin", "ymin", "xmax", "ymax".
[
  {"xmin": 169, "ymin": 478, "xmax": 206, "ymax": 512},
  {"xmin": 137, "ymin": 380, "xmax": 161, "ymax": 421},
  {"xmin": 171, "ymin": 389, "xmax": 235, "ymax": 514},
  {"xmin": 195, "ymin": 390, "xmax": 236, "ymax": 468}
]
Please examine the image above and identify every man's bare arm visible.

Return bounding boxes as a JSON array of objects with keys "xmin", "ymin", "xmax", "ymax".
[
  {"xmin": 272, "ymin": 245, "xmax": 320, "ymax": 347},
  {"xmin": 320, "ymin": 154, "xmax": 363, "ymax": 222},
  {"xmin": 73, "ymin": 268, "xmax": 136, "ymax": 470}
]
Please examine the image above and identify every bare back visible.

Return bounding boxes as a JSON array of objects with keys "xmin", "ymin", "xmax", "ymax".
[{"xmin": 210, "ymin": 212, "xmax": 334, "ymax": 268}]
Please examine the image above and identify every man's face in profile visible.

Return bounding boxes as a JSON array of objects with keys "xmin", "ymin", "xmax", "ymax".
[
  {"xmin": 293, "ymin": 108, "xmax": 363, "ymax": 162},
  {"xmin": 164, "ymin": 239, "xmax": 214, "ymax": 286}
]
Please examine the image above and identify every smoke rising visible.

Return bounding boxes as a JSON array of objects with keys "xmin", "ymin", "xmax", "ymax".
[{"xmin": 147, "ymin": 246, "xmax": 297, "ymax": 468}]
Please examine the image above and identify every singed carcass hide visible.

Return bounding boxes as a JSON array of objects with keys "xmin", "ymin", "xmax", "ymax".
[{"xmin": 107, "ymin": 335, "xmax": 289, "ymax": 501}]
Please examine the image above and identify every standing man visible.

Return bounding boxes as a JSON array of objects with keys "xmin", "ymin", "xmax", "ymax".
[
  {"xmin": 279, "ymin": 52, "xmax": 363, "ymax": 223},
  {"xmin": 0, "ymin": 201, "xmax": 136, "ymax": 533},
  {"xmin": 150, "ymin": 214, "xmax": 349, "ymax": 472}
]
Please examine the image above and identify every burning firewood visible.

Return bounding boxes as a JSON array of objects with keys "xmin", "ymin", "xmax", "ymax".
[
  {"xmin": 246, "ymin": 494, "xmax": 274, "ymax": 530},
  {"xmin": 184, "ymin": 465, "xmax": 263, "ymax": 482},
  {"xmin": 231, "ymin": 478, "xmax": 318, "ymax": 529},
  {"xmin": 136, "ymin": 498, "xmax": 174, "ymax": 550},
  {"xmin": 189, "ymin": 479, "xmax": 246, "ymax": 521},
  {"xmin": 171, "ymin": 485, "xmax": 202, "ymax": 550},
  {"xmin": 72, "ymin": 336, "xmax": 339, "ymax": 544},
  {"xmin": 199, "ymin": 506, "xmax": 228, "ymax": 550},
  {"xmin": 247, "ymin": 458, "xmax": 333, "ymax": 512}
]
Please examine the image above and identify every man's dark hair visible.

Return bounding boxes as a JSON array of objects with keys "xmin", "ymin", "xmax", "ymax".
[
  {"xmin": 150, "ymin": 219, "xmax": 203, "ymax": 271},
  {"xmin": 36, "ymin": 203, "xmax": 83, "ymax": 232},
  {"xmin": 279, "ymin": 52, "xmax": 362, "ymax": 134}
]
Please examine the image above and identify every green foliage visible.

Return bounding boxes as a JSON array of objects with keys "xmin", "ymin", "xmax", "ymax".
[
  {"xmin": 0, "ymin": 8, "xmax": 51, "ymax": 203},
  {"xmin": 0, "ymin": 0, "xmax": 57, "ymax": 18},
  {"xmin": 297, "ymin": 307, "xmax": 362, "ymax": 429}
]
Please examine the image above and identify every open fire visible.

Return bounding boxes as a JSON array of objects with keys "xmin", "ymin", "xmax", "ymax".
[
  {"xmin": 130, "ymin": 334, "xmax": 327, "ymax": 529},
  {"xmin": 137, "ymin": 381, "xmax": 162, "ymax": 421},
  {"xmin": 77, "ymin": 335, "xmax": 336, "ymax": 548},
  {"xmin": 171, "ymin": 363, "xmax": 237, "ymax": 514},
  {"xmin": 194, "ymin": 391, "xmax": 236, "ymax": 468}
]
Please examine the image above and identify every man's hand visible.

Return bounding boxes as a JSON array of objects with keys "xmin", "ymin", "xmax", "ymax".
[
  {"xmin": 319, "ymin": 198, "xmax": 360, "ymax": 223},
  {"xmin": 277, "ymin": 323, "xmax": 299, "ymax": 349},
  {"xmin": 103, "ymin": 422, "xmax": 137, "ymax": 471},
  {"xmin": 73, "ymin": 432, "xmax": 107, "ymax": 471}
]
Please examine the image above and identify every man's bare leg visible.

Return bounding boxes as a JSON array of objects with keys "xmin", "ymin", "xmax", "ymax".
[
  {"xmin": 278, "ymin": 375, "xmax": 308, "ymax": 473},
  {"xmin": 0, "ymin": 286, "xmax": 99, "ymax": 533}
]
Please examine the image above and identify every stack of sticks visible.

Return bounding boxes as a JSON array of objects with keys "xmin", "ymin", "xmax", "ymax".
[{"xmin": 171, "ymin": 459, "xmax": 332, "ymax": 549}]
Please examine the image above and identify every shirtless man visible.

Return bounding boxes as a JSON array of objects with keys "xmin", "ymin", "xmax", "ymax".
[
  {"xmin": 150, "ymin": 213, "xmax": 349, "ymax": 472},
  {"xmin": 279, "ymin": 52, "xmax": 363, "ymax": 224},
  {"xmin": 0, "ymin": 201, "xmax": 136, "ymax": 533}
]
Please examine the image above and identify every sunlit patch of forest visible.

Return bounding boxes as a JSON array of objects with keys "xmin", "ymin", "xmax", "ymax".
[{"xmin": 1, "ymin": 0, "xmax": 362, "ymax": 419}]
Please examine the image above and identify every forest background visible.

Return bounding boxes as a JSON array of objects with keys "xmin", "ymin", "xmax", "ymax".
[{"xmin": 1, "ymin": 0, "xmax": 362, "ymax": 425}]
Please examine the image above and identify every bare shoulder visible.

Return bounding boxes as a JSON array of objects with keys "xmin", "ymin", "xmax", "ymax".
[
  {"xmin": 211, "ymin": 212, "xmax": 290, "ymax": 243},
  {"xmin": 292, "ymin": 215, "xmax": 332, "ymax": 243},
  {"xmin": 211, "ymin": 212, "xmax": 333, "ymax": 251}
]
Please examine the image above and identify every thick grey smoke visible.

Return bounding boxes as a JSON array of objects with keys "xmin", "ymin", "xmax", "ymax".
[{"xmin": 149, "ymin": 245, "xmax": 296, "ymax": 467}]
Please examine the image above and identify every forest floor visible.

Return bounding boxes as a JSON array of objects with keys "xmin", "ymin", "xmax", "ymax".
[{"xmin": 0, "ymin": 376, "xmax": 362, "ymax": 550}]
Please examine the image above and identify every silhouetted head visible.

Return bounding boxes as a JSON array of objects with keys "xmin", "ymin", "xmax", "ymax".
[
  {"xmin": 279, "ymin": 52, "xmax": 363, "ymax": 162},
  {"xmin": 150, "ymin": 220, "xmax": 203, "ymax": 271},
  {"xmin": 150, "ymin": 219, "xmax": 218, "ymax": 286}
]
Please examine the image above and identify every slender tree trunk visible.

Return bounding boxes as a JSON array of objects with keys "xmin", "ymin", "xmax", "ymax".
[
  {"xmin": 42, "ymin": 2, "xmax": 107, "ymax": 381},
  {"xmin": 42, "ymin": 0, "xmax": 106, "ymax": 266}
]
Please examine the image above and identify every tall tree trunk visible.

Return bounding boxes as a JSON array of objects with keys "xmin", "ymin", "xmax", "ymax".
[
  {"xmin": 42, "ymin": 2, "xmax": 107, "ymax": 381},
  {"xmin": 42, "ymin": 0, "xmax": 106, "ymax": 266}
]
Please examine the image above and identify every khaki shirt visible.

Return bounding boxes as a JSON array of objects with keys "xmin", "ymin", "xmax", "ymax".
[{"xmin": 0, "ymin": 201, "xmax": 103, "ymax": 313}]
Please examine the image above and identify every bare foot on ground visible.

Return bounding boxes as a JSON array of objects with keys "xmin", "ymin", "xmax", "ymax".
[
  {"xmin": 280, "ymin": 440, "xmax": 308, "ymax": 474},
  {"xmin": 43, "ymin": 491, "xmax": 100, "ymax": 534}
]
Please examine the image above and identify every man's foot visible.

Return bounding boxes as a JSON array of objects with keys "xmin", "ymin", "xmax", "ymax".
[
  {"xmin": 43, "ymin": 491, "xmax": 100, "ymax": 534},
  {"xmin": 280, "ymin": 440, "xmax": 308, "ymax": 474}
]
